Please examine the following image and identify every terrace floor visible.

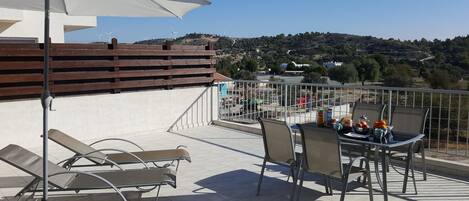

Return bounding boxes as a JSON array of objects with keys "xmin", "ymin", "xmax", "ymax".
[{"xmin": 2, "ymin": 125, "xmax": 469, "ymax": 201}]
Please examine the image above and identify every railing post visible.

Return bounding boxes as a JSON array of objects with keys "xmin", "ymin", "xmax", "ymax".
[
  {"xmin": 284, "ymin": 84, "xmax": 288, "ymax": 122},
  {"xmin": 388, "ymin": 90, "xmax": 392, "ymax": 121},
  {"xmin": 210, "ymin": 84, "xmax": 214, "ymax": 123}
]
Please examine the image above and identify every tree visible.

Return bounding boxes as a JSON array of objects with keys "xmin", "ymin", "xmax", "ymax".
[
  {"xmin": 215, "ymin": 57, "xmax": 234, "ymax": 77},
  {"xmin": 328, "ymin": 64, "xmax": 359, "ymax": 84},
  {"xmin": 269, "ymin": 64, "xmax": 283, "ymax": 75},
  {"xmin": 241, "ymin": 57, "xmax": 259, "ymax": 72},
  {"xmin": 372, "ymin": 54, "xmax": 389, "ymax": 73},
  {"xmin": 301, "ymin": 71, "xmax": 321, "ymax": 83},
  {"xmin": 308, "ymin": 62, "xmax": 327, "ymax": 76},
  {"xmin": 383, "ymin": 64, "xmax": 414, "ymax": 87},
  {"xmin": 286, "ymin": 62, "xmax": 296, "ymax": 70},
  {"xmin": 427, "ymin": 69, "xmax": 451, "ymax": 89},
  {"xmin": 214, "ymin": 37, "xmax": 234, "ymax": 50},
  {"xmin": 302, "ymin": 71, "xmax": 324, "ymax": 84},
  {"xmin": 355, "ymin": 58, "xmax": 381, "ymax": 85},
  {"xmin": 234, "ymin": 70, "xmax": 257, "ymax": 80}
]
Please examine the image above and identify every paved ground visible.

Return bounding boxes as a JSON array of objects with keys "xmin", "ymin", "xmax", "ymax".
[{"xmin": 1, "ymin": 125, "xmax": 469, "ymax": 200}]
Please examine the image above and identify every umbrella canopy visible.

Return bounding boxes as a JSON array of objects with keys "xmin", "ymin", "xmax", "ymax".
[
  {"xmin": 0, "ymin": 0, "xmax": 211, "ymax": 17},
  {"xmin": 0, "ymin": 0, "xmax": 210, "ymax": 200}
]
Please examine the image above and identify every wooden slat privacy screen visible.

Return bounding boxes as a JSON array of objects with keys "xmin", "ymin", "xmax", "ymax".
[{"xmin": 0, "ymin": 39, "xmax": 216, "ymax": 100}]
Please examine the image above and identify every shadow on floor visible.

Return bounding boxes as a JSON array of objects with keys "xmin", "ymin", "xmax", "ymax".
[{"xmin": 193, "ymin": 169, "xmax": 323, "ymax": 201}]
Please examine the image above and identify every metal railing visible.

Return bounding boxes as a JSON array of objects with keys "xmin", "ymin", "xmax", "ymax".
[
  {"xmin": 168, "ymin": 86, "xmax": 216, "ymax": 132},
  {"xmin": 217, "ymin": 80, "xmax": 469, "ymax": 157}
]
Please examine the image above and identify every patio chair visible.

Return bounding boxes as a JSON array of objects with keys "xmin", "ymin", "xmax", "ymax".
[
  {"xmin": 352, "ymin": 102, "xmax": 386, "ymax": 123},
  {"xmin": 295, "ymin": 125, "xmax": 373, "ymax": 201},
  {"xmin": 48, "ymin": 129, "xmax": 190, "ymax": 170},
  {"xmin": 257, "ymin": 118, "xmax": 300, "ymax": 198},
  {"xmin": 347, "ymin": 103, "xmax": 386, "ymax": 176},
  {"xmin": 389, "ymin": 106, "xmax": 429, "ymax": 193},
  {"xmin": 0, "ymin": 144, "xmax": 176, "ymax": 201}
]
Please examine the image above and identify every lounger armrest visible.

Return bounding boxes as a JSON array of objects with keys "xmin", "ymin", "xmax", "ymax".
[
  {"xmin": 89, "ymin": 138, "xmax": 145, "ymax": 151},
  {"xmin": 49, "ymin": 171, "xmax": 128, "ymax": 201},
  {"xmin": 88, "ymin": 148, "xmax": 150, "ymax": 169},
  {"xmin": 57, "ymin": 155, "xmax": 125, "ymax": 171}
]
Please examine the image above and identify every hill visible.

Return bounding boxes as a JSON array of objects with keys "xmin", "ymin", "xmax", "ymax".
[{"xmin": 135, "ymin": 32, "xmax": 469, "ymax": 89}]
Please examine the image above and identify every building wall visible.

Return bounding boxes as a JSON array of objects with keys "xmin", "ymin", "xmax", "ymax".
[
  {"xmin": 0, "ymin": 86, "xmax": 217, "ymax": 150},
  {"xmin": 0, "ymin": 8, "xmax": 96, "ymax": 43}
]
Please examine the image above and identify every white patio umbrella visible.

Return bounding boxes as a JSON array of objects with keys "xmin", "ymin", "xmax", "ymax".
[{"xmin": 0, "ymin": 0, "xmax": 210, "ymax": 200}]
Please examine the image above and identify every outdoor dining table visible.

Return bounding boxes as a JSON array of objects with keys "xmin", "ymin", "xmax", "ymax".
[{"xmin": 289, "ymin": 124, "xmax": 424, "ymax": 201}]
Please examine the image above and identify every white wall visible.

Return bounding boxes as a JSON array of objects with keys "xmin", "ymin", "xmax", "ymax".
[
  {"xmin": 0, "ymin": 8, "xmax": 96, "ymax": 43},
  {"xmin": 0, "ymin": 87, "xmax": 209, "ymax": 150}
]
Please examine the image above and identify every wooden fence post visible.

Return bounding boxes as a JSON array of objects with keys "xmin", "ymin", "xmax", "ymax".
[
  {"xmin": 206, "ymin": 42, "xmax": 215, "ymax": 85},
  {"xmin": 165, "ymin": 40, "xmax": 173, "ymax": 90},
  {"xmin": 111, "ymin": 38, "xmax": 121, "ymax": 93}
]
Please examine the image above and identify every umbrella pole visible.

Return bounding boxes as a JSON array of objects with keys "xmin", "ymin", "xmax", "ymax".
[{"xmin": 41, "ymin": 0, "xmax": 50, "ymax": 200}]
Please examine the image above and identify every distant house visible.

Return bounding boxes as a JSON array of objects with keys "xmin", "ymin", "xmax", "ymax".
[
  {"xmin": 0, "ymin": 8, "xmax": 96, "ymax": 43},
  {"xmin": 280, "ymin": 61, "xmax": 311, "ymax": 70},
  {"xmin": 323, "ymin": 61, "xmax": 343, "ymax": 69}
]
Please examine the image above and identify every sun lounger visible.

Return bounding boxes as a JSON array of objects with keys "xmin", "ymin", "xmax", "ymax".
[
  {"xmin": 48, "ymin": 129, "xmax": 191, "ymax": 169},
  {"xmin": 0, "ymin": 144, "xmax": 176, "ymax": 201}
]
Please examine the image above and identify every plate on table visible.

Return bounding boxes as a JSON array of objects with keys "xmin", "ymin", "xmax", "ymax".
[{"xmin": 343, "ymin": 132, "xmax": 369, "ymax": 139}]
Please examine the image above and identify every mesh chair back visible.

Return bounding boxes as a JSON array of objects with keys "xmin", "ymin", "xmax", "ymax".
[
  {"xmin": 48, "ymin": 129, "xmax": 107, "ymax": 164},
  {"xmin": 0, "ymin": 144, "xmax": 76, "ymax": 189},
  {"xmin": 391, "ymin": 107, "xmax": 429, "ymax": 137},
  {"xmin": 298, "ymin": 125, "xmax": 342, "ymax": 178},
  {"xmin": 258, "ymin": 118, "xmax": 296, "ymax": 165},
  {"xmin": 352, "ymin": 103, "xmax": 385, "ymax": 123}
]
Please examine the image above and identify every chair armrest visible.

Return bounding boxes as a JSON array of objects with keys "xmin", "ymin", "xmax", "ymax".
[{"xmin": 89, "ymin": 138, "xmax": 145, "ymax": 151}]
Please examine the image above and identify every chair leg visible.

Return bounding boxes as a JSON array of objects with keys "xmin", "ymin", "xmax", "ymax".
[
  {"xmin": 358, "ymin": 150, "xmax": 365, "ymax": 182},
  {"xmin": 362, "ymin": 148, "xmax": 371, "ymax": 184},
  {"xmin": 289, "ymin": 166, "xmax": 298, "ymax": 200},
  {"xmin": 340, "ymin": 172, "xmax": 350, "ymax": 201},
  {"xmin": 323, "ymin": 175, "xmax": 330, "ymax": 195},
  {"xmin": 386, "ymin": 151, "xmax": 391, "ymax": 173},
  {"xmin": 328, "ymin": 176, "xmax": 333, "ymax": 195},
  {"xmin": 411, "ymin": 153, "xmax": 418, "ymax": 194},
  {"xmin": 154, "ymin": 185, "xmax": 161, "ymax": 201},
  {"xmin": 256, "ymin": 159, "xmax": 267, "ymax": 196},
  {"xmin": 421, "ymin": 147, "xmax": 427, "ymax": 181},
  {"xmin": 366, "ymin": 162, "xmax": 374, "ymax": 201},
  {"xmin": 402, "ymin": 150, "xmax": 411, "ymax": 193},
  {"xmin": 295, "ymin": 169, "xmax": 305, "ymax": 201}
]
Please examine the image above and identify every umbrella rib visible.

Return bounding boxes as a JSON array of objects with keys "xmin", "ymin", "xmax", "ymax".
[{"xmin": 149, "ymin": 0, "xmax": 182, "ymax": 18}]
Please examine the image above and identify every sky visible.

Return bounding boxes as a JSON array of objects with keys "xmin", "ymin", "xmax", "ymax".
[{"xmin": 65, "ymin": 0, "xmax": 469, "ymax": 43}]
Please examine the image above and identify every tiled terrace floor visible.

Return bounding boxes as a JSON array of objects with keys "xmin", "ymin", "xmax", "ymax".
[{"xmin": 2, "ymin": 125, "xmax": 469, "ymax": 200}]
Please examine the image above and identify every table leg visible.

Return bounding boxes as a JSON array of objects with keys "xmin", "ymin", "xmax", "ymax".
[{"xmin": 381, "ymin": 147, "xmax": 388, "ymax": 201}]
